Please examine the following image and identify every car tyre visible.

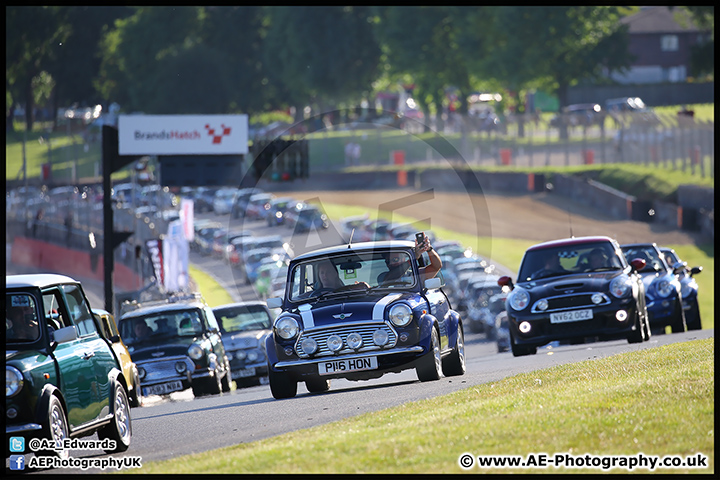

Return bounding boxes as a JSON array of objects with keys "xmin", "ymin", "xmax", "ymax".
[
  {"xmin": 98, "ymin": 383, "xmax": 132, "ymax": 453},
  {"xmin": 510, "ymin": 331, "xmax": 537, "ymax": 357},
  {"xmin": 305, "ymin": 376, "xmax": 331, "ymax": 393},
  {"xmin": 685, "ymin": 302, "xmax": 702, "ymax": 330},
  {"xmin": 39, "ymin": 395, "xmax": 70, "ymax": 460},
  {"xmin": 221, "ymin": 369, "xmax": 232, "ymax": 393},
  {"xmin": 641, "ymin": 304, "xmax": 652, "ymax": 341},
  {"xmin": 670, "ymin": 299, "xmax": 687, "ymax": 333},
  {"xmin": 416, "ymin": 327, "xmax": 442, "ymax": 382},
  {"xmin": 627, "ymin": 308, "xmax": 645, "ymax": 344},
  {"xmin": 269, "ymin": 367, "xmax": 298, "ymax": 399},
  {"xmin": 128, "ymin": 373, "xmax": 142, "ymax": 408},
  {"xmin": 442, "ymin": 323, "xmax": 466, "ymax": 377}
]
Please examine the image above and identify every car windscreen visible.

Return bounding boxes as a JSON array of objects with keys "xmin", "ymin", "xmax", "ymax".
[
  {"xmin": 288, "ymin": 250, "xmax": 416, "ymax": 302},
  {"xmin": 214, "ymin": 306, "xmax": 272, "ymax": 333},
  {"xmin": 518, "ymin": 242, "xmax": 623, "ymax": 282},
  {"xmin": 6, "ymin": 293, "xmax": 41, "ymax": 343},
  {"xmin": 120, "ymin": 309, "xmax": 204, "ymax": 347},
  {"xmin": 620, "ymin": 246, "xmax": 665, "ymax": 273}
]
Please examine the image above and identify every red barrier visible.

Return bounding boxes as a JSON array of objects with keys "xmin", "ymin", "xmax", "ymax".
[
  {"xmin": 10, "ymin": 237, "xmax": 142, "ymax": 291},
  {"xmin": 500, "ymin": 148, "xmax": 512, "ymax": 165}
]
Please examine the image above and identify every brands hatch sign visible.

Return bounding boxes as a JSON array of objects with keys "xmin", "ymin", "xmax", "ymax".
[{"xmin": 118, "ymin": 114, "xmax": 248, "ymax": 156}]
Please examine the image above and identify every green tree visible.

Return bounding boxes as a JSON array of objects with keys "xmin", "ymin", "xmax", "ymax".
[
  {"xmin": 374, "ymin": 6, "xmax": 474, "ymax": 130},
  {"xmin": 263, "ymin": 6, "xmax": 381, "ymax": 120},
  {"xmin": 45, "ymin": 6, "xmax": 134, "ymax": 128},
  {"xmin": 681, "ymin": 6, "xmax": 714, "ymax": 79},
  {"xmin": 96, "ymin": 6, "xmax": 204, "ymax": 113},
  {"xmin": 6, "ymin": 6, "xmax": 67, "ymax": 131}
]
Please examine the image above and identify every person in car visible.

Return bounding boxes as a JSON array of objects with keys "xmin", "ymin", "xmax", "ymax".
[
  {"xmin": 587, "ymin": 248, "xmax": 609, "ymax": 270},
  {"xmin": 133, "ymin": 320, "xmax": 153, "ymax": 340},
  {"xmin": 311, "ymin": 260, "xmax": 369, "ymax": 296},
  {"xmin": 533, "ymin": 253, "xmax": 569, "ymax": 279},
  {"xmin": 378, "ymin": 233, "xmax": 442, "ymax": 284},
  {"xmin": 7, "ymin": 304, "xmax": 40, "ymax": 341},
  {"xmin": 317, "ymin": 260, "xmax": 345, "ymax": 290}
]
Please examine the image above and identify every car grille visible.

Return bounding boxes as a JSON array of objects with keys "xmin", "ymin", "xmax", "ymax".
[
  {"xmin": 531, "ymin": 293, "xmax": 610, "ymax": 313},
  {"xmin": 137, "ymin": 355, "xmax": 192, "ymax": 383},
  {"xmin": 295, "ymin": 323, "xmax": 398, "ymax": 358}
]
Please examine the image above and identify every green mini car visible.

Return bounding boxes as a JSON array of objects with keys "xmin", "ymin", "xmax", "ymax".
[
  {"xmin": 6, "ymin": 274, "xmax": 132, "ymax": 461},
  {"xmin": 117, "ymin": 293, "xmax": 232, "ymax": 398}
]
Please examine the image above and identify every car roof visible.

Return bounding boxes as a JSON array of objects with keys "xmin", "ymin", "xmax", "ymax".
[
  {"xmin": 6, "ymin": 273, "xmax": 79, "ymax": 289},
  {"xmin": 119, "ymin": 301, "xmax": 206, "ymax": 320},
  {"xmin": 526, "ymin": 236, "xmax": 615, "ymax": 252},
  {"xmin": 292, "ymin": 240, "xmax": 416, "ymax": 262},
  {"xmin": 619, "ymin": 242, "xmax": 659, "ymax": 248},
  {"xmin": 212, "ymin": 301, "xmax": 268, "ymax": 311}
]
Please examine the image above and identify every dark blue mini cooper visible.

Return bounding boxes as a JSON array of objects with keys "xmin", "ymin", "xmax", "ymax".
[
  {"xmin": 498, "ymin": 236, "xmax": 651, "ymax": 356},
  {"xmin": 265, "ymin": 241, "xmax": 466, "ymax": 399}
]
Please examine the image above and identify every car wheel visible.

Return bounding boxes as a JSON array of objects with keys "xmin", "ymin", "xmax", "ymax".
[
  {"xmin": 207, "ymin": 369, "xmax": 223, "ymax": 395},
  {"xmin": 442, "ymin": 323, "xmax": 466, "ymax": 377},
  {"xmin": 627, "ymin": 308, "xmax": 644, "ymax": 344},
  {"xmin": 510, "ymin": 332, "xmax": 537, "ymax": 357},
  {"xmin": 685, "ymin": 302, "xmax": 702, "ymax": 330},
  {"xmin": 670, "ymin": 299, "xmax": 687, "ymax": 333},
  {"xmin": 221, "ymin": 369, "xmax": 232, "ymax": 393},
  {"xmin": 416, "ymin": 327, "xmax": 442, "ymax": 382},
  {"xmin": 269, "ymin": 367, "xmax": 297, "ymax": 399},
  {"xmin": 128, "ymin": 370, "xmax": 142, "ymax": 408},
  {"xmin": 98, "ymin": 383, "xmax": 132, "ymax": 453},
  {"xmin": 39, "ymin": 395, "xmax": 70, "ymax": 459},
  {"xmin": 128, "ymin": 379, "xmax": 142, "ymax": 408},
  {"xmin": 305, "ymin": 376, "xmax": 331, "ymax": 393}
]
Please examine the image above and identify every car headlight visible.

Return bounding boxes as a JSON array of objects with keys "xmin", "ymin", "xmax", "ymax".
[
  {"xmin": 609, "ymin": 275, "xmax": 632, "ymax": 298},
  {"xmin": 681, "ymin": 280, "xmax": 697, "ymax": 299},
  {"xmin": 188, "ymin": 344, "xmax": 204, "ymax": 360},
  {"xmin": 508, "ymin": 288, "xmax": 530, "ymax": 311},
  {"xmin": 389, "ymin": 303, "xmax": 413, "ymax": 327},
  {"xmin": 275, "ymin": 316, "xmax": 299, "ymax": 340},
  {"xmin": 655, "ymin": 277, "xmax": 678, "ymax": 298},
  {"xmin": 6, "ymin": 366, "xmax": 24, "ymax": 397}
]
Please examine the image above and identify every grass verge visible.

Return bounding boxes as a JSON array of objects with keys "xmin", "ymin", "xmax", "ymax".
[{"xmin": 134, "ymin": 337, "xmax": 714, "ymax": 474}]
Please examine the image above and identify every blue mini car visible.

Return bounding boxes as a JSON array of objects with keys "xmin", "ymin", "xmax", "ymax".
[
  {"xmin": 265, "ymin": 241, "xmax": 466, "ymax": 399},
  {"xmin": 620, "ymin": 243, "xmax": 686, "ymax": 334},
  {"xmin": 659, "ymin": 246, "xmax": 702, "ymax": 331}
]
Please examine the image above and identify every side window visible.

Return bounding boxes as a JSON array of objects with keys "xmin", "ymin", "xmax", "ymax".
[
  {"xmin": 62, "ymin": 284, "xmax": 97, "ymax": 337},
  {"xmin": 43, "ymin": 290, "xmax": 69, "ymax": 329}
]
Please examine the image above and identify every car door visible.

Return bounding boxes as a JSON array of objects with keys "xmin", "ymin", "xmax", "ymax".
[
  {"xmin": 43, "ymin": 287, "xmax": 102, "ymax": 429},
  {"xmin": 63, "ymin": 284, "xmax": 117, "ymax": 421},
  {"xmin": 423, "ymin": 272, "xmax": 451, "ymax": 350}
]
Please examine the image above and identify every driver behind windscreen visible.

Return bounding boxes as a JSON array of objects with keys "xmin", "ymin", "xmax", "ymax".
[{"xmin": 6, "ymin": 300, "xmax": 40, "ymax": 341}]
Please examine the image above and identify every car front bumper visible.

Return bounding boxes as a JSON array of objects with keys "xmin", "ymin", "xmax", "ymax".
[{"xmin": 507, "ymin": 302, "xmax": 640, "ymax": 347}]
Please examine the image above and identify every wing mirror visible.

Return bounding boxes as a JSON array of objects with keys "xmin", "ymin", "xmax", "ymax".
[
  {"xmin": 630, "ymin": 258, "xmax": 646, "ymax": 271},
  {"xmin": 266, "ymin": 297, "xmax": 283, "ymax": 310},
  {"xmin": 424, "ymin": 277, "xmax": 442, "ymax": 290},
  {"xmin": 498, "ymin": 276, "xmax": 514, "ymax": 290},
  {"xmin": 53, "ymin": 325, "xmax": 78, "ymax": 345}
]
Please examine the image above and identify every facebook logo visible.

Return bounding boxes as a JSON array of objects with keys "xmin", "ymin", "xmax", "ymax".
[
  {"xmin": 9, "ymin": 455, "xmax": 26, "ymax": 470},
  {"xmin": 9, "ymin": 436, "xmax": 25, "ymax": 452}
]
